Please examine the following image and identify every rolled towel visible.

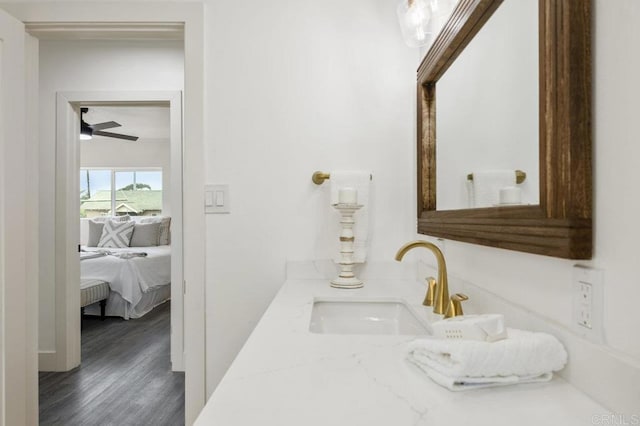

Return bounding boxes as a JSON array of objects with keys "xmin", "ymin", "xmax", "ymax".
[{"xmin": 407, "ymin": 328, "xmax": 567, "ymax": 391}]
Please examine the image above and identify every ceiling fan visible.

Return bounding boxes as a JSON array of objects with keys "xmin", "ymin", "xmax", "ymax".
[{"xmin": 80, "ymin": 107, "xmax": 139, "ymax": 141}]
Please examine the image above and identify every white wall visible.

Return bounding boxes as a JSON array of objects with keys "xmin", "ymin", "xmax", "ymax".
[
  {"xmin": 38, "ymin": 39, "xmax": 183, "ymax": 352},
  {"xmin": 414, "ymin": 0, "xmax": 640, "ymax": 412},
  {"xmin": 204, "ymin": 0, "xmax": 418, "ymax": 393},
  {"xmin": 205, "ymin": 0, "xmax": 640, "ymax": 406}
]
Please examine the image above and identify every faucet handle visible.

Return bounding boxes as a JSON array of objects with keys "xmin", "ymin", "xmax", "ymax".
[
  {"xmin": 422, "ymin": 277, "xmax": 437, "ymax": 307},
  {"xmin": 444, "ymin": 293, "xmax": 469, "ymax": 318}
]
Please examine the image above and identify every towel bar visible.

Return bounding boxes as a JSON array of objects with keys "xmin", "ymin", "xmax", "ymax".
[
  {"xmin": 312, "ymin": 171, "xmax": 373, "ymax": 185},
  {"xmin": 467, "ymin": 170, "xmax": 526, "ymax": 184}
]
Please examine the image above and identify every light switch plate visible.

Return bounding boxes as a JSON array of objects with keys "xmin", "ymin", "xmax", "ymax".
[{"xmin": 205, "ymin": 184, "xmax": 230, "ymax": 214}]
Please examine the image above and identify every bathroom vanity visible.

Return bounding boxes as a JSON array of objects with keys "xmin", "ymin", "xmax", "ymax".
[{"xmin": 195, "ymin": 271, "xmax": 606, "ymax": 425}]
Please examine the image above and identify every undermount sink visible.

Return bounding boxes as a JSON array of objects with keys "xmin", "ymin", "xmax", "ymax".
[{"xmin": 309, "ymin": 298, "xmax": 430, "ymax": 336}]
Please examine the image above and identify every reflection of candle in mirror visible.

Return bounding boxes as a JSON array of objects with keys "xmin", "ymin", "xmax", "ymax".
[
  {"xmin": 338, "ymin": 187, "xmax": 358, "ymax": 204},
  {"xmin": 499, "ymin": 186, "xmax": 522, "ymax": 205}
]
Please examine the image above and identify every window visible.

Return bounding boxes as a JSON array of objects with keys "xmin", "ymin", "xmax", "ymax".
[{"xmin": 80, "ymin": 168, "xmax": 163, "ymax": 218}]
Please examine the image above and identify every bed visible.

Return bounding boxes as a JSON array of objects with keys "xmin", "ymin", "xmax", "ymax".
[{"xmin": 80, "ymin": 245, "xmax": 171, "ymax": 319}]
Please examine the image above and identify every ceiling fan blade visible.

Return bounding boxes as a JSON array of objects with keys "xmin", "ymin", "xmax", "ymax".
[
  {"xmin": 93, "ymin": 130, "xmax": 139, "ymax": 141},
  {"xmin": 90, "ymin": 121, "xmax": 121, "ymax": 131}
]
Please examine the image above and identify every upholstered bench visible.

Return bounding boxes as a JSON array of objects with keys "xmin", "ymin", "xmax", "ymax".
[{"xmin": 80, "ymin": 278, "xmax": 109, "ymax": 320}]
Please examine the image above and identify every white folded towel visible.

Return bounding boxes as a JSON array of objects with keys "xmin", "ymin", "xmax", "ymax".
[
  {"xmin": 412, "ymin": 366, "xmax": 554, "ymax": 391},
  {"xmin": 328, "ymin": 170, "xmax": 372, "ymax": 263},
  {"xmin": 407, "ymin": 328, "xmax": 567, "ymax": 391},
  {"xmin": 471, "ymin": 170, "xmax": 516, "ymax": 208}
]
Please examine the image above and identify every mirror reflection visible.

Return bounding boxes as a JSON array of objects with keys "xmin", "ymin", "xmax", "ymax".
[{"xmin": 435, "ymin": 0, "xmax": 539, "ymax": 210}]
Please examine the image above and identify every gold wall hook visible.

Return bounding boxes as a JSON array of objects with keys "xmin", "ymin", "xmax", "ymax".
[
  {"xmin": 311, "ymin": 171, "xmax": 373, "ymax": 185},
  {"xmin": 312, "ymin": 171, "xmax": 331, "ymax": 185}
]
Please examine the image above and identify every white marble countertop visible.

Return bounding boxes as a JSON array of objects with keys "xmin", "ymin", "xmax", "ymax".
[{"xmin": 195, "ymin": 277, "xmax": 606, "ymax": 425}]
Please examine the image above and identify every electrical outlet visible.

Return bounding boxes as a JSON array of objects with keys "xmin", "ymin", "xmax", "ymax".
[
  {"xmin": 571, "ymin": 265, "xmax": 604, "ymax": 343},
  {"xmin": 577, "ymin": 281, "xmax": 593, "ymax": 329}
]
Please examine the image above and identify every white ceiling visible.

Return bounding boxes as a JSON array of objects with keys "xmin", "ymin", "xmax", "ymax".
[{"xmin": 83, "ymin": 106, "xmax": 170, "ymax": 141}]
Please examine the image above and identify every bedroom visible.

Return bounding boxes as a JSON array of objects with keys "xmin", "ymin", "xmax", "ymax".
[{"xmin": 79, "ymin": 106, "xmax": 172, "ymax": 319}]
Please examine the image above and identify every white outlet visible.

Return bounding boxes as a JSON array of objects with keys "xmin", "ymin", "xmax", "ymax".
[
  {"xmin": 577, "ymin": 281, "xmax": 593, "ymax": 328},
  {"xmin": 571, "ymin": 265, "xmax": 604, "ymax": 343}
]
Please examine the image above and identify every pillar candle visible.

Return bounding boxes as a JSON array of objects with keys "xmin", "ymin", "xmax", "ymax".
[{"xmin": 338, "ymin": 187, "xmax": 358, "ymax": 204}]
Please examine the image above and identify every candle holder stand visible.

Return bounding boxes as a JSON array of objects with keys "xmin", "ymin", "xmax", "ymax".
[{"xmin": 330, "ymin": 203, "xmax": 364, "ymax": 289}]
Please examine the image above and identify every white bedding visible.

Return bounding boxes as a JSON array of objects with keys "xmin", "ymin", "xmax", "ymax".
[{"xmin": 80, "ymin": 245, "xmax": 171, "ymax": 318}]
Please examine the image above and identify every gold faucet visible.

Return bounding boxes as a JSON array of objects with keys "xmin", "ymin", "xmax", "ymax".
[{"xmin": 395, "ymin": 240, "xmax": 467, "ymax": 318}]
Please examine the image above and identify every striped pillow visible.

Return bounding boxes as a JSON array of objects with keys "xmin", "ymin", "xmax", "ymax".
[
  {"xmin": 97, "ymin": 219, "xmax": 135, "ymax": 248},
  {"xmin": 140, "ymin": 216, "xmax": 171, "ymax": 245}
]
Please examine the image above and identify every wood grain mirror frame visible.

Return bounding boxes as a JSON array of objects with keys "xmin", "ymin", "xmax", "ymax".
[{"xmin": 416, "ymin": 0, "xmax": 592, "ymax": 259}]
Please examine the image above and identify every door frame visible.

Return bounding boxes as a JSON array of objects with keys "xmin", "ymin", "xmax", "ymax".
[
  {"xmin": 0, "ymin": 3, "xmax": 207, "ymax": 424},
  {"xmin": 56, "ymin": 91, "xmax": 185, "ymax": 371},
  {"xmin": 0, "ymin": 9, "xmax": 39, "ymax": 426}
]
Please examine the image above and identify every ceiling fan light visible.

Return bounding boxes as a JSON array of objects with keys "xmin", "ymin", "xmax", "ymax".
[
  {"xmin": 80, "ymin": 121, "xmax": 93, "ymax": 140},
  {"xmin": 80, "ymin": 107, "xmax": 93, "ymax": 140}
]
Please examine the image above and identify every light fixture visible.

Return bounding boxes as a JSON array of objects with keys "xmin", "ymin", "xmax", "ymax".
[
  {"xmin": 80, "ymin": 107, "xmax": 93, "ymax": 140},
  {"xmin": 428, "ymin": 0, "xmax": 458, "ymax": 37},
  {"xmin": 397, "ymin": 0, "xmax": 459, "ymax": 48},
  {"xmin": 397, "ymin": 0, "xmax": 433, "ymax": 48}
]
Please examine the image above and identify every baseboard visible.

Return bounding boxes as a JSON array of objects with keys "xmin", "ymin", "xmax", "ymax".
[
  {"xmin": 38, "ymin": 350, "xmax": 58, "ymax": 372},
  {"xmin": 172, "ymin": 352, "xmax": 185, "ymax": 372}
]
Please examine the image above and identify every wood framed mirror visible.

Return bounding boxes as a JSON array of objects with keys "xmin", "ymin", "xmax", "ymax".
[{"xmin": 417, "ymin": 0, "xmax": 591, "ymax": 259}]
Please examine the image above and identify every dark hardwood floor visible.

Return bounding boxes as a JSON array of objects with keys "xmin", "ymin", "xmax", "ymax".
[{"xmin": 39, "ymin": 302, "xmax": 185, "ymax": 426}]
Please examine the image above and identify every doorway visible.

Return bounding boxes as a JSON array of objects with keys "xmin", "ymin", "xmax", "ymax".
[
  {"xmin": 52, "ymin": 92, "xmax": 185, "ymax": 372},
  {"xmin": 0, "ymin": 4, "xmax": 207, "ymax": 424}
]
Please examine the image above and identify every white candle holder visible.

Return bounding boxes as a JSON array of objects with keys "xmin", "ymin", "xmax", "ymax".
[{"xmin": 331, "ymin": 203, "xmax": 364, "ymax": 289}]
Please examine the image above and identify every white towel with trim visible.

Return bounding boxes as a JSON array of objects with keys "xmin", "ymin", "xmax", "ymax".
[
  {"xmin": 407, "ymin": 328, "xmax": 567, "ymax": 391},
  {"xmin": 411, "ymin": 365, "xmax": 554, "ymax": 391},
  {"xmin": 471, "ymin": 170, "xmax": 516, "ymax": 208},
  {"xmin": 329, "ymin": 170, "xmax": 371, "ymax": 263}
]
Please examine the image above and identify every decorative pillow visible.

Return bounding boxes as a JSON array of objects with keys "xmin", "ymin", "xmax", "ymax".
[
  {"xmin": 97, "ymin": 219, "xmax": 135, "ymax": 248},
  {"xmin": 129, "ymin": 222, "xmax": 161, "ymax": 247},
  {"xmin": 87, "ymin": 220, "xmax": 105, "ymax": 247},
  {"xmin": 140, "ymin": 216, "xmax": 171, "ymax": 245},
  {"xmin": 158, "ymin": 217, "xmax": 171, "ymax": 245}
]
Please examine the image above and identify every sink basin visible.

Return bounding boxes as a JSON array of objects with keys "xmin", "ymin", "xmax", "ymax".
[{"xmin": 309, "ymin": 298, "xmax": 430, "ymax": 336}]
